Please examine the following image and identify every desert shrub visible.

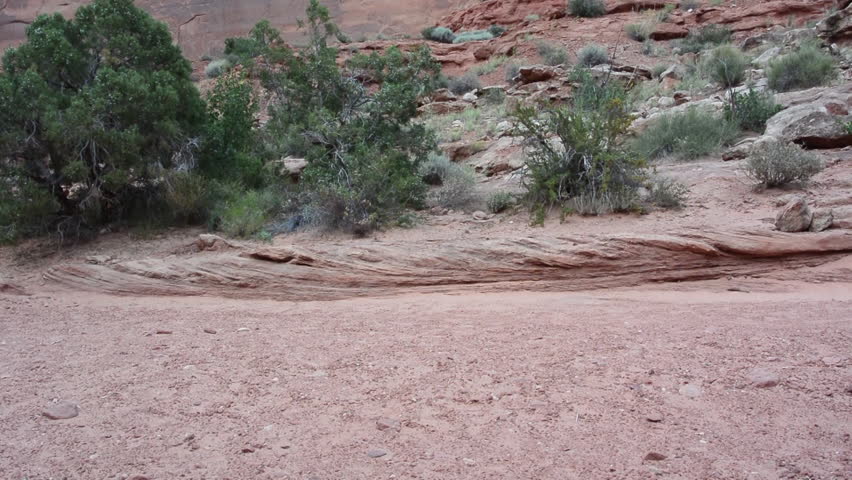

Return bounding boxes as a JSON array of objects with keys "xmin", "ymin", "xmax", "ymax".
[
  {"xmin": 473, "ymin": 55, "xmax": 508, "ymax": 76},
  {"xmin": 537, "ymin": 41, "xmax": 569, "ymax": 66},
  {"xmin": 453, "ymin": 30, "xmax": 495, "ymax": 44},
  {"xmin": 570, "ymin": 67, "xmax": 629, "ymax": 112},
  {"xmin": 525, "ymin": 14, "xmax": 541, "ymax": 22},
  {"xmin": 632, "ymin": 107, "xmax": 740, "ymax": 160},
  {"xmin": 705, "ymin": 44, "xmax": 748, "ymax": 88},
  {"xmin": 652, "ymin": 64, "xmax": 668, "ymax": 78},
  {"xmin": 569, "ymin": 0, "xmax": 606, "ymax": 18},
  {"xmin": 487, "ymin": 192, "xmax": 515, "ymax": 213},
  {"xmin": 767, "ymin": 44, "xmax": 836, "ymax": 92},
  {"xmin": 625, "ymin": 23, "xmax": 652, "ymax": 42},
  {"xmin": 420, "ymin": 153, "xmax": 476, "ymax": 208},
  {"xmin": 745, "ymin": 140, "xmax": 823, "ymax": 187},
  {"xmin": 260, "ymin": 1, "xmax": 442, "ymax": 234},
  {"xmin": 224, "ymin": 20, "xmax": 286, "ymax": 64},
  {"xmin": 513, "ymin": 78, "xmax": 646, "ymax": 216},
  {"xmin": 447, "ymin": 72, "xmax": 481, "ymax": 95},
  {"xmin": 680, "ymin": 0, "xmax": 701, "ymax": 9},
  {"xmin": 209, "ymin": 185, "xmax": 280, "ymax": 237},
  {"xmin": 205, "ymin": 58, "xmax": 233, "ymax": 78},
  {"xmin": 0, "ymin": 0, "xmax": 206, "ymax": 236},
  {"xmin": 577, "ymin": 44, "xmax": 610, "ymax": 66},
  {"xmin": 422, "ymin": 26, "xmax": 455, "ymax": 43},
  {"xmin": 505, "ymin": 62, "xmax": 521, "ymax": 82},
  {"xmin": 724, "ymin": 88, "xmax": 782, "ymax": 133},
  {"xmin": 162, "ymin": 171, "xmax": 210, "ymax": 224},
  {"xmin": 488, "ymin": 25, "xmax": 507, "ymax": 37},
  {"xmin": 564, "ymin": 189, "xmax": 641, "ymax": 216},
  {"xmin": 647, "ymin": 177, "xmax": 689, "ymax": 209},
  {"xmin": 675, "ymin": 25, "xmax": 731, "ymax": 53},
  {"xmin": 642, "ymin": 40, "xmax": 660, "ymax": 56}
]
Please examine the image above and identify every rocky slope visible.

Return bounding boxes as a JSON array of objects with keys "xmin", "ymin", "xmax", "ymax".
[{"xmin": 0, "ymin": 0, "xmax": 467, "ymax": 58}]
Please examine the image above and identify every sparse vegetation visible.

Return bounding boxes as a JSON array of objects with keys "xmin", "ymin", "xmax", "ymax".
[
  {"xmin": 505, "ymin": 62, "xmax": 521, "ymax": 82},
  {"xmin": 706, "ymin": 44, "xmax": 748, "ymax": 88},
  {"xmin": 569, "ymin": 0, "xmax": 607, "ymax": 18},
  {"xmin": 632, "ymin": 107, "xmax": 740, "ymax": 161},
  {"xmin": 422, "ymin": 26, "xmax": 456, "ymax": 43},
  {"xmin": 577, "ymin": 44, "xmax": 610, "ymax": 67},
  {"xmin": 447, "ymin": 73, "xmax": 482, "ymax": 95},
  {"xmin": 647, "ymin": 177, "xmax": 689, "ymax": 209},
  {"xmin": 453, "ymin": 30, "xmax": 495, "ymax": 44},
  {"xmin": 205, "ymin": 58, "xmax": 233, "ymax": 78},
  {"xmin": 525, "ymin": 14, "xmax": 541, "ymax": 22},
  {"xmin": 487, "ymin": 192, "xmax": 515, "ymax": 214},
  {"xmin": 537, "ymin": 41, "xmax": 570, "ymax": 66},
  {"xmin": 473, "ymin": 55, "xmax": 508, "ymax": 76},
  {"xmin": 420, "ymin": 153, "xmax": 476, "ymax": 208},
  {"xmin": 767, "ymin": 44, "xmax": 836, "ymax": 92},
  {"xmin": 626, "ymin": 23, "xmax": 652, "ymax": 42},
  {"xmin": 488, "ymin": 25, "xmax": 507, "ymax": 37},
  {"xmin": 745, "ymin": 140, "xmax": 823, "ymax": 187},
  {"xmin": 724, "ymin": 88, "xmax": 782, "ymax": 133},
  {"xmin": 674, "ymin": 25, "xmax": 732, "ymax": 53},
  {"xmin": 680, "ymin": 0, "xmax": 701, "ymax": 10},
  {"xmin": 652, "ymin": 64, "xmax": 669, "ymax": 79}
]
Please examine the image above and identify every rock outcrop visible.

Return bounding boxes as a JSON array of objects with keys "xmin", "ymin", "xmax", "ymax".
[{"xmin": 765, "ymin": 85, "xmax": 852, "ymax": 149}]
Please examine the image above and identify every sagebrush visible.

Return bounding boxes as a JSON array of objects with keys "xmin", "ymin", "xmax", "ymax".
[{"xmin": 745, "ymin": 140, "xmax": 823, "ymax": 187}]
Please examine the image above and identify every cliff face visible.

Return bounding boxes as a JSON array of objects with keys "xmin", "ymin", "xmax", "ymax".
[{"xmin": 0, "ymin": 0, "xmax": 465, "ymax": 58}]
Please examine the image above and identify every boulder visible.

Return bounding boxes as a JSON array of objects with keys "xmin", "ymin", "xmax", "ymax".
[
  {"xmin": 817, "ymin": 3, "xmax": 852, "ymax": 43},
  {"xmin": 650, "ymin": 22, "xmax": 689, "ymax": 41},
  {"xmin": 765, "ymin": 85, "xmax": 852, "ymax": 149},
  {"xmin": 471, "ymin": 136, "xmax": 525, "ymax": 176},
  {"xmin": 831, "ymin": 205, "xmax": 852, "ymax": 229},
  {"xmin": 431, "ymin": 89, "xmax": 457, "ymax": 103},
  {"xmin": 775, "ymin": 196, "xmax": 813, "ymax": 233},
  {"xmin": 282, "ymin": 156, "xmax": 308, "ymax": 179},
  {"xmin": 441, "ymin": 141, "xmax": 488, "ymax": 162},
  {"xmin": 418, "ymin": 101, "xmax": 469, "ymax": 115},
  {"xmin": 810, "ymin": 208, "xmax": 834, "ymax": 232},
  {"xmin": 473, "ymin": 44, "xmax": 495, "ymax": 61},
  {"xmin": 517, "ymin": 65, "xmax": 563, "ymax": 84},
  {"xmin": 462, "ymin": 91, "xmax": 478, "ymax": 103},
  {"xmin": 752, "ymin": 47, "xmax": 782, "ymax": 67},
  {"xmin": 607, "ymin": 0, "xmax": 673, "ymax": 15}
]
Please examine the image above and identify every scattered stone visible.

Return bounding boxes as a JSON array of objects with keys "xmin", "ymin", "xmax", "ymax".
[
  {"xmin": 672, "ymin": 91, "xmax": 690, "ymax": 106},
  {"xmin": 376, "ymin": 417, "xmax": 401, "ymax": 432},
  {"xmin": 155, "ymin": 330, "xmax": 173, "ymax": 335},
  {"xmin": 241, "ymin": 447, "xmax": 255, "ymax": 453},
  {"xmin": 657, "ymin": 96, "xmax": 675, "ymax": 108},
  {"xmin": 203, "ymin": 328, "xmax": 217, "ymax": 335},
  {"xmin": 821, "ymin": 356, "xmax": 843, "ymax": 366},
  {"xmin": 462, "ymin": 457, "xmax": 476, "ymax": 466},
  {"xmin": 85, "ymin": 255, "xmax": 112, "ymax": 265},
  {"xmin": 646, "ymin": 412, "xmax": 664, "ymax": 423},
  {"xmin": 644, "ymin": 452, "xmax": 667, "ymax": 461},
  {"xmin": 461, "ymin": 91, "xmax": 478, "ymax": 103},
  {"xmin": 809, "ymin": 208, "xmax": 834, "ymax": 232},
  {"xmin": 431, "ymin": 88, "xmax": 457, "ymax": 103},
  {"xmin": 237, "ymin": 327, "xmax": 251, "ymax": 333},
  {"xmin": 367, "ymin": 448, "xmax": 387, "ymax": 458},
  {"xmin": 678, "ymin": 384, "xmax": 702, "ymax": 398},
  {"xmin": 128, "ymin": 476, "xmax": 150, "ymax": 480},
  {"xmin": 42, "ymin": 402, "xmax": 79, "ymax": 420},
  {"xmin": 517, "ymin": 65, "xmax": 562, "ymax": 84},
  {"xmin": 747, "ymin": 368, "xmax": 781, "ymax": 388},
  {"xmin": 775, "ymin": 196, "xmax": 813, "ymax": 233},
  {"xmin": 473, "ymin": 44, "xmax": 495, "ymax": 61}
]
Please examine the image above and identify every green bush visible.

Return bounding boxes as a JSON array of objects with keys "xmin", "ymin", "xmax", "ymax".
[
  {"xmin": 577, "ymin": 44, "xmax": 610, "ymax": 67},
  {"xmin": 706, "ymin": 44, "xmax": 748, "ymax": 88},
  {"xmin": 625, "ymin": 23, "xmax": 651, "ymax": 42},
  {"xmin": 487, "ymin": 192, "xmax": 515, "ymax": 213},
  {"xmin": 632, "ymin": 107, "xmax": 740, "ymax": 160},
  {"xmin": 569, "ymin": 0, "xmax": 607, "ymax": 18},
  {"xmin": 767, "ymin": 44, "xmax": 836, "ymax": 92},
  {"xmin": 420, "ymin": 153, "xmax": 476, "ymax": 208},
  {"xmin": 647, "ymin": 177, "xmax": 689, "ymax": 209},
  {"xmin": 745, "ymin": 140, "xmax": 823, "ymax": 187},
  {"xmin": 205, "ymin": 58, "xmax": 233, "ymax": 78},
  {"xmin": 447, "ymin": 73, "xmax": 481, "ymax": 95},
  {"xmin": 537, "ymin": 41, "xmax": 569, "ymax": 66},
  {"xmin": 0, "ymin": 174, "xmax": 58, "ymax": 243},
  {"xmin": 505, "ymin": 63, "xmax": 521, "ymax": 82},
  {"xmin": 210, "ymin": 186, "xmax": 280, "ymax": 238},
  {"xmin": 652, "ymin": 64, "xmax": 668, "ymax": 78},
  {"xmin": 422, "ymin": 26, "xmax": 455, "ymax": 43},
  {"xmin": 512, "ymin": 78, "xmax": 645, "ymax": 215},
  {"xmin": 224, "ymin": 20, "xmax": 284, "ymax": 64},
  {"xmin": 0, "ymin": 0, "xmax": 206, "ymax": 236},
  {"xmin": 453, "ymin": 30, "xmax": 495, "ymax": 44},
  {"xmin": 162, "ymin": 171, "xmax": 210, "ymax": 224},
  {"xmin": 674, "ymin": 25, "xmax": 732, "ymax": 53},
  {"xmin": 488, "ymin": 25, "xmax": 507, "ymax": 37},
  {"xmin": 724, "ymin": 88, "xmax": 782, "ymax": 133}
]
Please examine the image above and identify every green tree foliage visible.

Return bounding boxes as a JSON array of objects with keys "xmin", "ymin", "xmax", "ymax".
[
  {"xmin": 0, "ymin": 0, "xmax": 205, "ymax": 236},
  {"xmin": 260, "ymin": 0, "xmax": 441, "ymax": 233}
]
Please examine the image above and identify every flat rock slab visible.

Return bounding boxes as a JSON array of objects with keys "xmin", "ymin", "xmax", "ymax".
[
  {"xmin": 748, "ymin": 368, "xmax": 781, "ymax": 388},
  {"xmin": 42, "ymin": 402, "xmax": 79, "ymax": 420}
]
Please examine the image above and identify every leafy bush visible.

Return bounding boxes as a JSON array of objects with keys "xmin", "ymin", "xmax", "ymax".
[
  {"xmin": 647, "ymin": 177, "xmax": 689, "ymax": 209},
  {"xmin": 537, "ymin": 41, "xmax": 569, "ymax": 66},
  {"xmin": 569, "ymin": 0, "xmax": 607, "ymax": 18},
  {"xmin": 210, "ymin": 186, "xmax": 280, "ymax": 238},
  {"xmin": 261, "ymin": 1, "xmax": 442, "ymax": 234},
  {"xmin": 632, "ymin": 107, "xmax": 740, "ymax": 160},
  {"xmin": 487, "ymin": 192, "xmax": 515, "ymax": 213},
  {"xmin": 625, "ymin": 23, "xmax": 651, "ymax": 42},
  {"xmin": 724, "ymin": 88, "xmax": 782, "ymax": 133},
  {"xmin": 577, "ymin": 44, "xmax": 610, "ymax": 67},
  {"xmin": 767, "ymin": 44, "xmax": 836, "ymax": 92},
  {"xmin": 513, "ymin": 78, "xmax": 645, "ymax": 215},
  {"xmin": 453, "ymin": 30, "xmax": 495, "ymax": 44},
  {"xmin": 745, "ymin": 140, "xmax": 823, "ymax": 187},
  {"xmin": 488, "ymin": 25, "xmax": 507, "ymax": 37},
  {"xmin": 674, "ymin": 25, "xmax": 731, "ymax": 53},
  {"xmin": 505, "ymin": 63, "xmax": 521, "ymax": 82},
  {"xmin": 422, "ymin": 26, "xmax": 455, "ymax": 43},
  {"xmin": 706, "ymin": 44, "xmax": 748, "ymax": 88},
  {"xmin": 570, "ymin": 67, "xmax": 629, "ymax": 112},
  {"xmin": 447, "ymin": 73, "xmax": 481, "ymax": 95},
  {"xmin": 205, "ymin": 58, "xmax": 233, "ymax": 78},
  {"xmin": 0, "ymin": 0, "xmax": 206, "ymax": 236},
  {"xmin": 420, "ymin": 153, "xmax": 476, "ymax": 208}
]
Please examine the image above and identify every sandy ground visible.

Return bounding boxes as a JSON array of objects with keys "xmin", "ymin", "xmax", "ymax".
[{"xmin": 1, "ymin": 280, "xmax": 850, "ymax": 480}]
